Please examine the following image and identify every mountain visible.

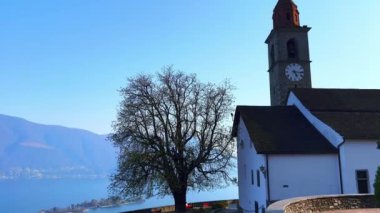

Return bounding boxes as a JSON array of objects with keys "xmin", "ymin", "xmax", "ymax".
[{"xmin": 0, "ymin": 114, "xmax": 117, "ymax": 179}]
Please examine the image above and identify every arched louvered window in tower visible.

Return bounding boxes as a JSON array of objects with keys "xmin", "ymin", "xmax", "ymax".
[{"xmin": 287, "ymin": 39, "xmax": 298, "ymax": 59}]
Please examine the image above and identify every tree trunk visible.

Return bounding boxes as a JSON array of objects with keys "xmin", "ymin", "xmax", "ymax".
[{"xmin": 173, "ymin": 189, "xmax": 187, "ymax": 212}]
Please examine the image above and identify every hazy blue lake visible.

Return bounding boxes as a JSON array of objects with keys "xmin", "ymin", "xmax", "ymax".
[{"xmin": 0, "ymin": 179, "xmax": 238, "ymax": 213}]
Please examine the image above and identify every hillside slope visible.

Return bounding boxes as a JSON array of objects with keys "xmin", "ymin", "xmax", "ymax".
[{"xmin": 0, "ymin": 114, "xmax": 117, "ymax": 179}]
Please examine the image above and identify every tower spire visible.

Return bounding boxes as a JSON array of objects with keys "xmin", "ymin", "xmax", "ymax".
[{"xmin": 273, "ymin": 0, "xmax": 300, "ymax": 29}]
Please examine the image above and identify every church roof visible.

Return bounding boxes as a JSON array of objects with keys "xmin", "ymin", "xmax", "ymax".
[
  {"xmin": 313, "ymin": 111, "xmax": 380, "ymax": 140},
  {"xmin": 291, "ymin": 88, "xmax": 380, "ymax": 139},
  {"xmin": 232, "ymin": 106, "xmax": 337, "ymax": 154},
  {"xmin": 291, "ymin": 88, "xmax": 380, "ymax": 112}
]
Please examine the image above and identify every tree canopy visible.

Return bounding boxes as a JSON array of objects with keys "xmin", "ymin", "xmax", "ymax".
[{"xmin": 109, "ymin": 66, "xmax": 235, "ymax": 212}]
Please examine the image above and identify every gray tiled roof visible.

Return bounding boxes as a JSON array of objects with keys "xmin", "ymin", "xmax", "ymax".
[
  {"xmin": 291, "ymin": 88, "xmax": 380, "ymax": 140},
  {"xmin": 313, "ymin": 111, "xmax": 380, "ymax": 140},
  {"xmin": 232, "ymin": 106, "xmax": 337, "ymax": 154},
  {"xmin": 291, "ymin": 88, "xmax": 380, "ymax": 112}
]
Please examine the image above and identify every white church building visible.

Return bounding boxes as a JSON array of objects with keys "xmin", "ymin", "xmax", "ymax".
[{"xmin": 231, "ymin": 1, "xmax": 380, "ymax": 212}]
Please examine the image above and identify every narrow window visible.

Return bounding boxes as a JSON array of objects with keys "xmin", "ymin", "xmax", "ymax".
[
  {"xmin": 287, "ymin": 39, "xmax": 298, "ymax": 59},
  {"xmin": 261, "ymin": 207, "xmax": 266, "ymax": 213},
  {"xmin": 257, "ymin": 170, "xmax": 261, "ymax": 187},
  {"xmin": 270, "ymin": 45, "xmax": 275, "ymax": 66},
  {"xmin": 356, "ymin": 170, "xmax": 369, "ymax": 193},
  {"xmin": 254, "ymin": 201, "xmax": 259, "ymax": 213},
  {"xmin": 377, "ymin": 141, "xmax": 380, "ymax": 149},
  {"xmin": 286, "ymin": 13, "xmax": 290, "ymax": 20},
  {"xmin": 251, "ymin": 169, "xmax": 254, "ymax": 185}
]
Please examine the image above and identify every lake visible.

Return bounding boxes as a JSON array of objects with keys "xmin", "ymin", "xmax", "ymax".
[{"xmin": 0, "ymin": 179, "xmax": 238, "ymax": 213}]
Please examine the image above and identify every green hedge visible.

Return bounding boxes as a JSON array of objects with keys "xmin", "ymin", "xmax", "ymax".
[{"xmin": 375, "ymin": 166, "xmax": 380, "ymax": 207}]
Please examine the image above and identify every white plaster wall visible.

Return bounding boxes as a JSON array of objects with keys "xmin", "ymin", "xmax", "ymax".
[
  {"xmin": 340, "ymin": 140, "xmax": 380, "ymax": 194},
  {"xmin": 268, "ymin": 154, "xmax": 341, "ymax": 201},
  {"xmin": 237, "ymin": 118, "xmax": 267, "ymax": 212},
  {"xmin": 287, "ymin": 92, "xmax": 344, "ymax": 147}
]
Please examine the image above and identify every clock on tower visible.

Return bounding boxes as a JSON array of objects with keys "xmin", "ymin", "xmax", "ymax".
[{"xmin": 265, "ymin": 0, "xmax": 312, "ymax": 106}]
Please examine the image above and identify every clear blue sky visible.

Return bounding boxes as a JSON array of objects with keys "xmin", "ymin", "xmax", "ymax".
[{"xmin": 0, "ymin": 0, "xmax": 379, "ymax": 134}]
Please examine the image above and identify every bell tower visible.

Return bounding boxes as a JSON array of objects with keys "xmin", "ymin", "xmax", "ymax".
[{"xmin": 265, "ymin": 0, "xmax": 312, "ymax": 106}]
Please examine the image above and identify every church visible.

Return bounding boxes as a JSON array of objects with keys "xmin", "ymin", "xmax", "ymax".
[{"xmin": 231, "ymin": 0, "xmax": 380, "ymax": 212}]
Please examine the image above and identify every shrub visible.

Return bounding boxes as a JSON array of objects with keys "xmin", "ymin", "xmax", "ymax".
[{"xmin": 375, "ymin": 166, "xmax": 380, "ymax": 207}]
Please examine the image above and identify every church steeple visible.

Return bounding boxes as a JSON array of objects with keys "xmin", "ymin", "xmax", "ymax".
[
  {"xmin": 273, "ymin": 0, "xmax": 300, "ymax": 29},
  {"xmin": 266, "ymin": 0, "xmax": 312, "ymax": 106}
]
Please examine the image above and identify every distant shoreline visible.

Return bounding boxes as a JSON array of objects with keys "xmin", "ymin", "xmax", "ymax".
[
  {"xmin": 121, "ymin": 199, "xmax": 238, "ymax": 213},
  {"xmin": 40, "ymin": 197, "xmax": 138, "ymax": 213}
]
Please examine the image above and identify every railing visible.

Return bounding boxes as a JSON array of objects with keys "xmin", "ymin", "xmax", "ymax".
[{"xmin": 123, "ymin": 199, "xmax": 238, "ymax": 213}]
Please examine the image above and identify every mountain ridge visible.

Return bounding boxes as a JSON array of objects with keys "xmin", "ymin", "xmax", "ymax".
[
  {"xmin": 0, "ymin": 113, "xmax": 109, "ymax": 136},
  {"xmin": 0, "ymin": 114, "xmax": 117, "ymax": 179}
]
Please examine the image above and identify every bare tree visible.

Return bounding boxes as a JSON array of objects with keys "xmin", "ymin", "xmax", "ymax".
[{"xmin": 110, "ymin": 66, "xmax": 235, "ymax": 212}]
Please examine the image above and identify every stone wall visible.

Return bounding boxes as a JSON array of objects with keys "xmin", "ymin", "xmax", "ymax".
[
  {"xmin": 285, "ymin": 195, "xmax": 375, "ymax": 213},
  {"xmin": 267, "ymin": 194, "xmax": 376, "ymax": 213}
]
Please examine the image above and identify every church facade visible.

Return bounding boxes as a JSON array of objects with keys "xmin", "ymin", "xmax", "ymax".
[{"xmin": 231, "ymin": 1, "xmax": 380, "ymax": 212}]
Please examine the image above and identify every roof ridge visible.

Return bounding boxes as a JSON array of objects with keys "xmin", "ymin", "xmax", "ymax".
[
  {"xmin": 311, "ymin": 109, "xmax": 380, "ymax": 113},
  {"xmin": 292, "ymin": 88, "xmax": 380, "ymax": 91}
]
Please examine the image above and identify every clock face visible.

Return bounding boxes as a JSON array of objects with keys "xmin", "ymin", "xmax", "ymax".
[{"xmin": 285, "ymin": 63, "xmax": 304, "ymax": 81}]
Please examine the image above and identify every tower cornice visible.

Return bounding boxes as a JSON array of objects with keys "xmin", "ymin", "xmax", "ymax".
[{"xmin": 265, "ymin": 26, "xmax": 311, "ymax": 44}]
